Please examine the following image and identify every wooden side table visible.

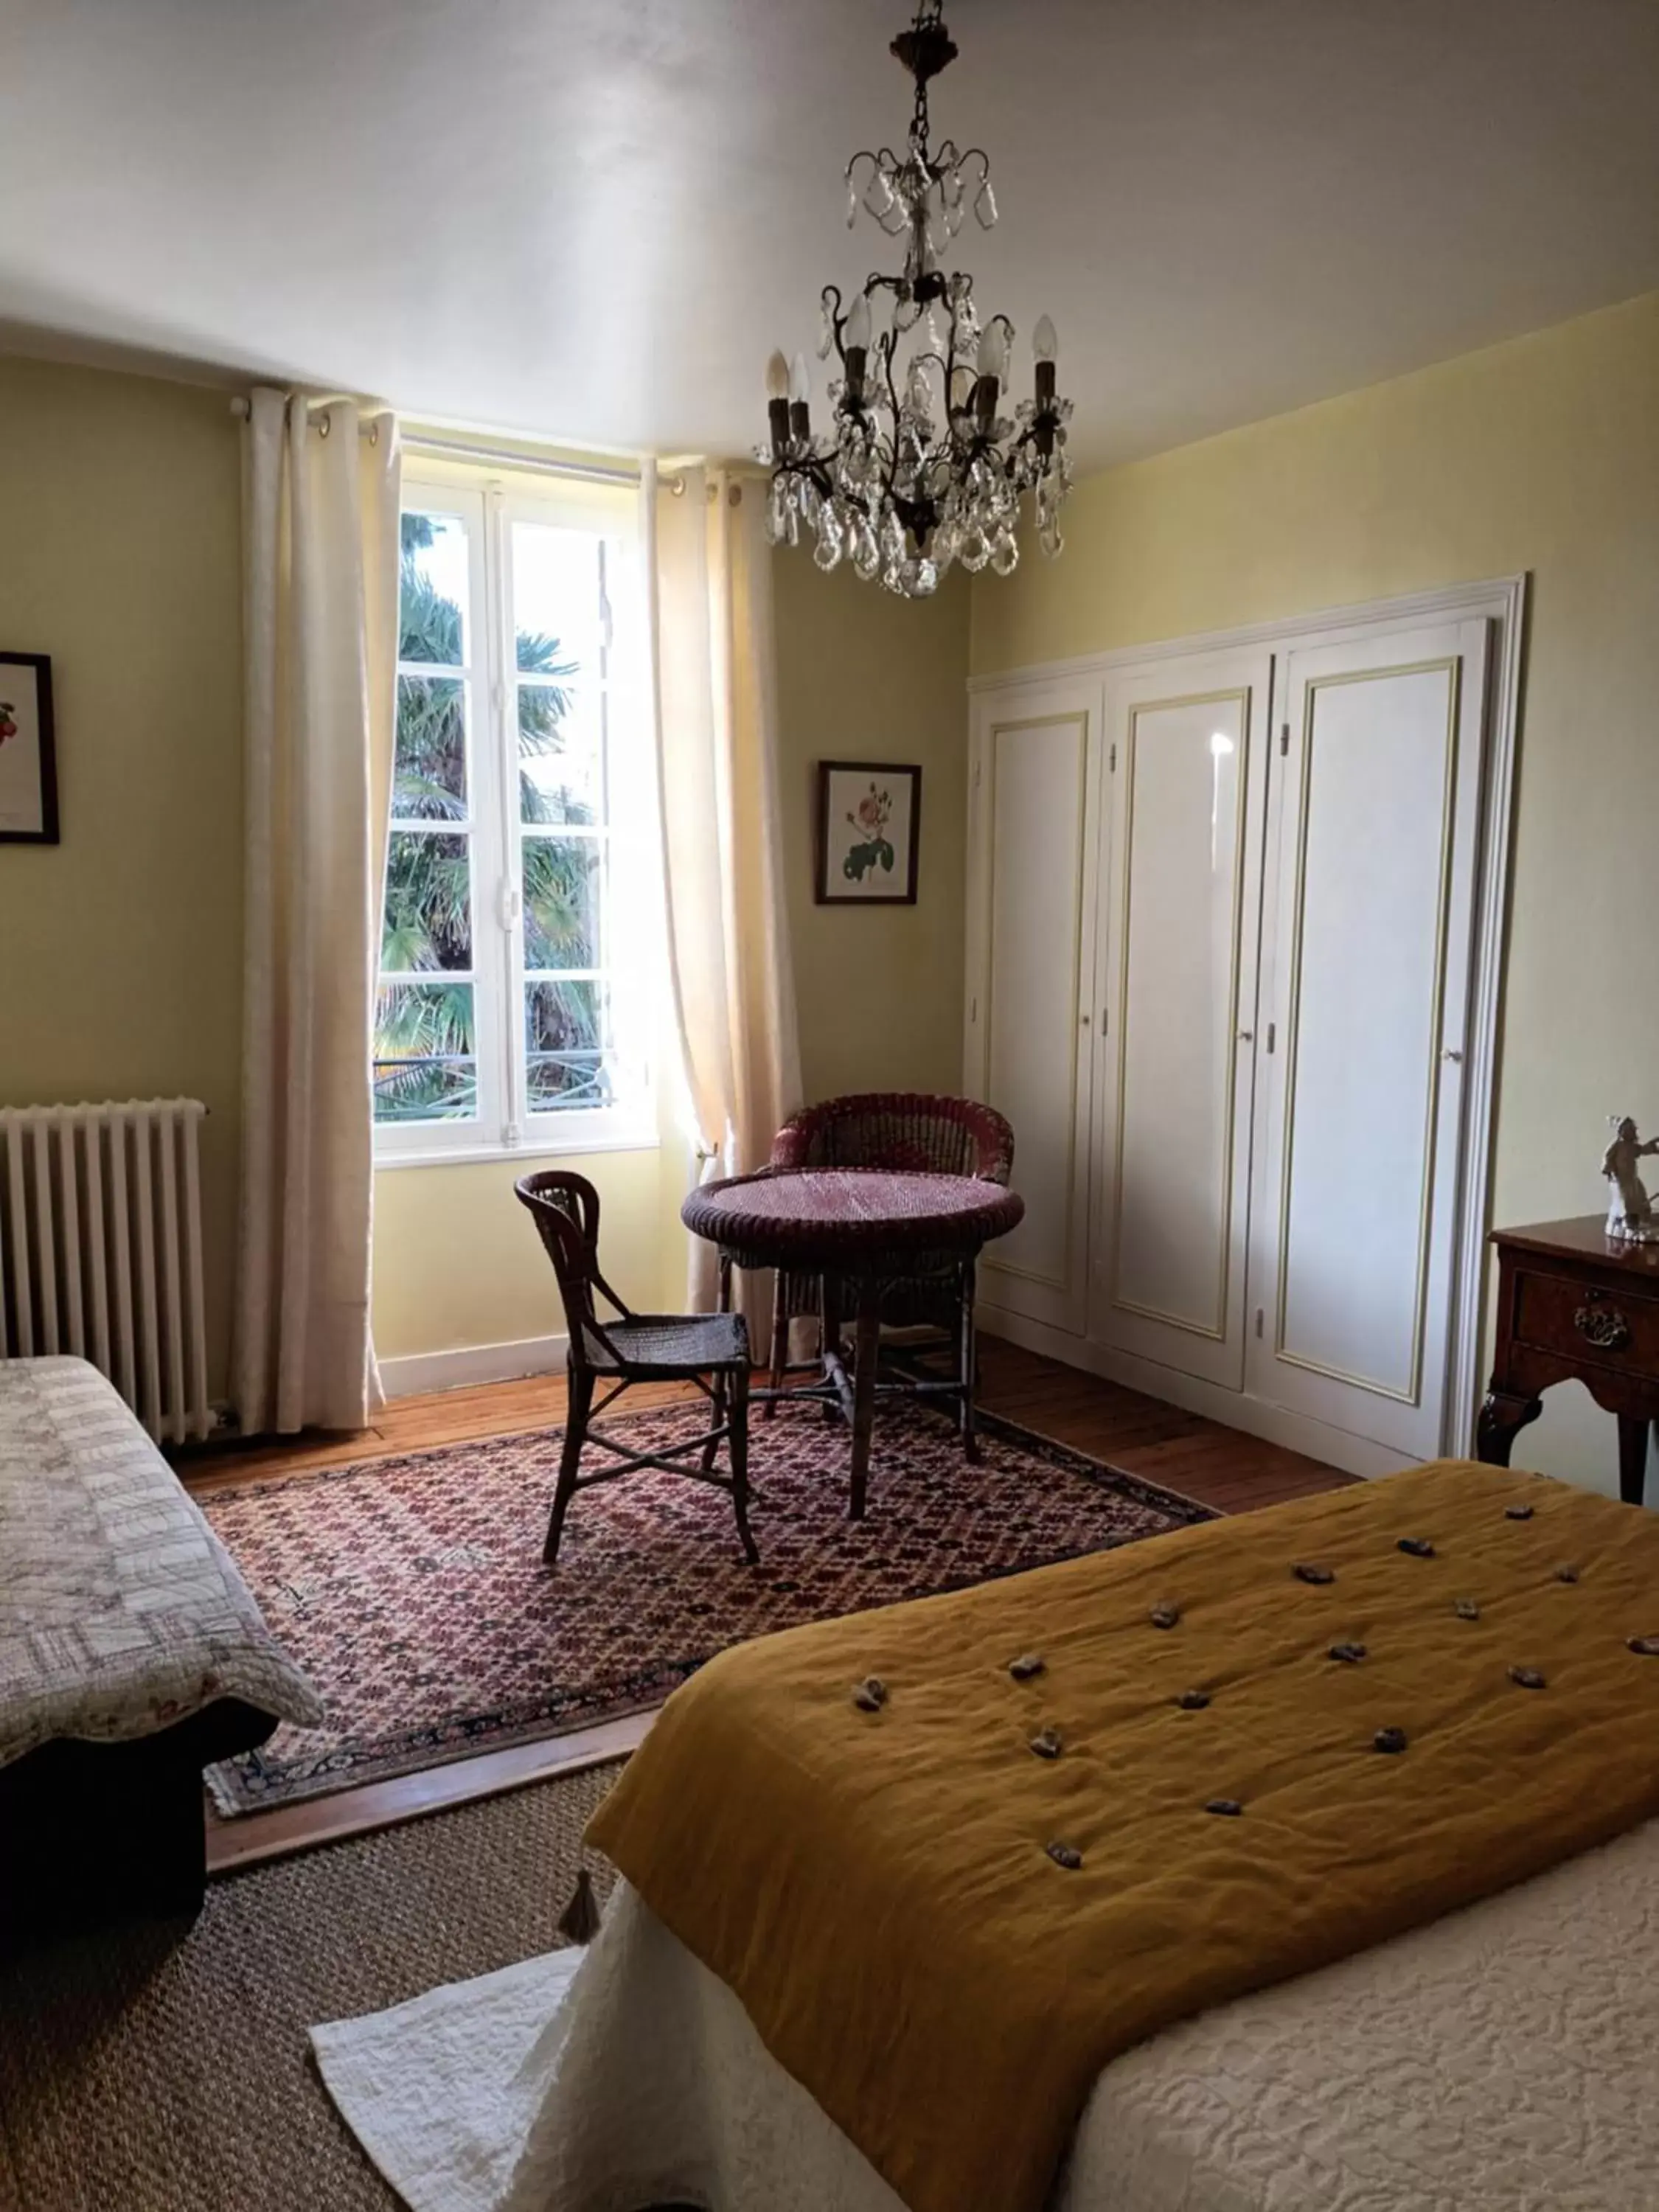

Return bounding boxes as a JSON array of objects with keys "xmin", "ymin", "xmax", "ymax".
[{"xmin": 1478, "ymin": 1216, "xmax": 1659, "ymax": 1506}]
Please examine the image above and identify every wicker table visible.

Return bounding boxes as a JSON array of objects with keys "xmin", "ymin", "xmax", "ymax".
[{"xmin": 681, "ymin": 1167, "xmax": 1025, "ymax": 1518}]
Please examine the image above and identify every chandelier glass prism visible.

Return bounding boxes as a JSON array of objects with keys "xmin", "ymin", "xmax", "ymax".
[{"xmin": 759, "ymin": 0, "xmax": 1072, "ymax": 598}]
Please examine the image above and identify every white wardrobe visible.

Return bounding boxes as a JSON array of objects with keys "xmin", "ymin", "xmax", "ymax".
[{"xmin": 964, "ymin": 580, "xmax": 1523, "ymax": 1478}]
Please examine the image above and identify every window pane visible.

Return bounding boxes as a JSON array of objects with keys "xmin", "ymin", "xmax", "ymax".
[
  {"xmin": 394, "ymin": 675, "xmax": 468, "ymax": 821},
  {"xmin": 399, "ymin": 512, "xmax": 469, "ymax": 667},
  {"xmin": 512, "ymin": 524, "xmax": 602, "ymax": 678},
  {"xmin": 525, "ymin": 979, "xmax": 612, "ymax": 1112},
  {"xmin": 523, "ymin": 835, "xmax": 601, "ymax": 969},
  {"xmin": 519, "ymin": 686, "xmax": 603, "ymax": 827},
  {"xmin": 373, "ymin": 981, "xmax": 476, "ymax": 1124},
  {"xmin": 382, "ymin": 832, "xmax": 473, "ymax": 972}
]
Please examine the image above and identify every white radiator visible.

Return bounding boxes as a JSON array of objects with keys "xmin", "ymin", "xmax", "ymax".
[{"xmin": 0, "ymin": 1099, "xmax": 212, "ymax": 1444}]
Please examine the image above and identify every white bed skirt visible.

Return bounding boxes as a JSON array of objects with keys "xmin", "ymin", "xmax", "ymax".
[{"xmin": 316, "ymin": 1822, "xmax": 1659, "ymax": 2212}]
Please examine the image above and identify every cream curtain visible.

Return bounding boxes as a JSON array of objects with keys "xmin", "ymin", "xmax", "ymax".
[
  {"xmin": 232, "ymin": 389, "xmax": 402, "ymax": 1435},
  {"xmin": 645, "ymin": 459, "xmax": 801, "ymax": 1320}
]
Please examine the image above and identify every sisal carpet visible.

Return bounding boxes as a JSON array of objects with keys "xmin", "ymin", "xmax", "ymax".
[
  {"xmin": 0, "ymin": 1761, "xmax": 622, "ymax": 2212},
  {"xmin": 202, "ymin": 1399, "xmax": 1209, "ymax": 1816}
]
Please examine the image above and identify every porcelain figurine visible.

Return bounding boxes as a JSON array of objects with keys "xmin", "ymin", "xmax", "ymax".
[{"xmin": 1601, "ymin": 1115, "xmax": 1659, "ymax": 1242}]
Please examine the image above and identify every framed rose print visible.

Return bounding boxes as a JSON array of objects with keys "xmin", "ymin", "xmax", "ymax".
[
  {"xmin": 814, "ymin": 760, "xmax": 921, "ymax": 905},
  {"xmin": 0, "ymin": 653, "xmax": 58, "ymax": 845}
]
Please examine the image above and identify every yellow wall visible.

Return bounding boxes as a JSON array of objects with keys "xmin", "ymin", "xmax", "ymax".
[
  {"xmin": 0, "ymin": 356, "xmax": 246, "ymax": 1392},
  {"xmin": 370, "ymin": 1137, "xmax": 692, "ymax": 1368},
  {"xmin": 970, "ymin": 291, "xmax": 1659, "ymax": 1495},
  {"xmin": 774, "ymin": 548, "xmax": 972, "ymax": 1103}
]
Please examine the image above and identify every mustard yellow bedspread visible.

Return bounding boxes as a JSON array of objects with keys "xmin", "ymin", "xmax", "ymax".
[{"xmin": 587, "ymin": 1459, "xmax": 1659, "ymax": 2212}]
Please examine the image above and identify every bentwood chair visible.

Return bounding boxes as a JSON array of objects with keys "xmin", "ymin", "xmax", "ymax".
[
  {"xmin": 765, "ymin": 1093, "xmax": 1015, "ymax": 1437},
  {"xmin": 515, "ymin": 1172, "xmax": 757, "ymax": 1567}
]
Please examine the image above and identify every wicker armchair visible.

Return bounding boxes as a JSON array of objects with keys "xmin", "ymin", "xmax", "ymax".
[{"xmin": 765, "ymin": 1092, "xmax": 1015, "ymax": 1411}]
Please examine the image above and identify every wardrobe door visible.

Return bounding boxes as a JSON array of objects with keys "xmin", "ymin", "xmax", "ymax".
[
  {"xmin": 1093, "ymin": 652, "xmax": 1272, "ymax": 1386},
  {"xmin": 1245, "ymin": 619, "xmax": 1491, "ymax": 1460},
  {"xmin": 965, "ymin": 679, "xmax": 1103, "ymax": 1334}
]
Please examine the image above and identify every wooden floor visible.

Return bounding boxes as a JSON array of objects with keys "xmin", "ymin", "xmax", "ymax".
[{"xmin": 187, "ymin": 1337, "xmax": 1352, "ymax": 1873}]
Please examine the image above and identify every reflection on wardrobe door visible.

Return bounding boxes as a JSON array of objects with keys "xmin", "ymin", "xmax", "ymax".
[
  {"xmin": 1093, "ymin": 656, "xmax": 1270, "ymax": 1388},
  {"xmin": 966, "ymin": 681, "xmax": 1102, "ymax": 1334},
  {"xmin": 1247, "ymin": 620, "xmax": 1489, "ymax": 1460}
]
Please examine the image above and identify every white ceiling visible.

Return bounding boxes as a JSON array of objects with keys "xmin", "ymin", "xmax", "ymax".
[{"xmin": 3, "ymin": 0, "xmax": 1657, "ymax": 470}]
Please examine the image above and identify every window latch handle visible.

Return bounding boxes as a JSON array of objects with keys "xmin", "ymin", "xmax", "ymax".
[{"xmin": 499, "ymin": 880, "xmax": 523, "ymax": 933}]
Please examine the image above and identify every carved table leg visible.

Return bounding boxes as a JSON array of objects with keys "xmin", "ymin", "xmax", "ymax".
[
  {"xmin": 820, "ymin": 1274, "xmax": 844, "ymax": 1425},
  {"xmin": 849, "ymin": 1297, "xmax": 880, "ymax": 1521},
  {"xmin": 1617, "ymin": 1414, "xmax": 1651, "ymax": 1509},
  {"xmin": 1475, "ymin": 1388, "xmax": 1544, "ymax": 1467},
  {"xmin": 958, "ymin": 1262, "xmax": 981, "ymax": 1464}
]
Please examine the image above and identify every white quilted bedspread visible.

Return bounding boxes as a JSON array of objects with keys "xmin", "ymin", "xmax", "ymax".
[
  {"xmin": 0, "ymin": 1356, "xmax": 321, "ymax": 1765},
  {"xmin": 317, "ymin": 1817, "xmax": 1659, "ymax": 2212}
]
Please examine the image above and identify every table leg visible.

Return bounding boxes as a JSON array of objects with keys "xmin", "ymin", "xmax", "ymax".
[
  {"xmin": 1618, "ymin": 1414, "xmax": 1651, "ymax": 1508},
  {"xmin": 1475, "ymin": 1388, "xmax": 1543, "ymax": 1467},
  {"xmin": 849, "ymin": 1295, "xmax": 880, "ymax": 1521},
  {"xmin": 716, "ymin": 1251, "xmax": 733, "ymax": 1313},
  {"xmin": 821, "ymin": 1273, "xmax": 844, "ymax": 1425},
  {"xmin": 958, "ymin": 1262, "xmax": 981, "ymax": 1464}
]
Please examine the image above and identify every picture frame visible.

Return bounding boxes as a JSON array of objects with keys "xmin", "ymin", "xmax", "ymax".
[
  {"xmin": 814, "ymin": 759, "xmax": 922, "ymax": 905},
  {"xmin": 0, "ymin": 653, "xmax": 59, "ymax": 846}
]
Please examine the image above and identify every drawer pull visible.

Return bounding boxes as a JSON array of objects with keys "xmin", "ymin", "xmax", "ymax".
[{"xmin": 1574, "ymin": 1303, "xmax": 1632, "ymax": 1351}]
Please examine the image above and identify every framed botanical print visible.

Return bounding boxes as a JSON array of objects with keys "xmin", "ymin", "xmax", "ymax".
[
  {"xmin": 814, "ymin": 759, "xmax": 922, "ymax": 905},
  {"xmin": 0, "ymin": 653, "xmax": 58, "ymax": 845}
]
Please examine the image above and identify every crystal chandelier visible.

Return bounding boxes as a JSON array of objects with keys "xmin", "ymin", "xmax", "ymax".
[{"xmin": 759, "ymin": 0, "xmax": 1071, "ymax": 599}]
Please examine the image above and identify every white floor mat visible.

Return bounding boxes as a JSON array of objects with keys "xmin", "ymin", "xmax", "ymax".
[{"xmin": 313, "ymin": 1947, "xmax": 583, "ymax": 2212}]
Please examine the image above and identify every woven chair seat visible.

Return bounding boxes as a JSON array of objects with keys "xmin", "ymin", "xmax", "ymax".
[{"xmin": 584, "ymin": 1312, "xmax": 750, "ymax": 1374}]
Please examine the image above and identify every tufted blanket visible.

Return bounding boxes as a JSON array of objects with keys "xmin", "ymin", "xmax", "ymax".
[
  {"xmin": 588, "ymin": 1458, "xmax": 1659, "ymax": 2212},
  {"xmin": 0, "ymin": 1357, "xmax": 321, "ymax": 1767}
]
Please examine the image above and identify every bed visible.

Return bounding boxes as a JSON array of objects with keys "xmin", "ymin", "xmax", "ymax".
[
  {"xmin": 316, "ymin": 1455, "xmax": 1659, "ymax": 2211},
  {"xmin": 0, "ymin": 1355, "xmax": 321, "ymax": 1941}
]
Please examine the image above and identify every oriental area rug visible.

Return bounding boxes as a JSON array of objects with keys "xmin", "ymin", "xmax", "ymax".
[{"xmin": 202, "ymin": 1400, "xmax": 1211, "ymax": 1817}]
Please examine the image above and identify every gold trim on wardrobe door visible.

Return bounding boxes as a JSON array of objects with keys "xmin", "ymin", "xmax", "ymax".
[
  {"xmin": 1272, "ymin": 656, "xmax": 1462, "ymax": 1405},
  {"xmin": 981, "ymin": 709, "xmax": 1090, "ymax": 1294},
  {"xmin": 1106, "ymin": 686, "xmax": 1253, "ymax": 1342}
]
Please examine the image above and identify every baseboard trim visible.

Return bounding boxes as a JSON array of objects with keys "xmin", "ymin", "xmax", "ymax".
[
  {"xmin": 979, "ymin": 1308, "xmax": 1410, "ymax": 1479},
  {"xmin": 378, "ymin": 1333, "xmax": 569, "ymax": 1400}
]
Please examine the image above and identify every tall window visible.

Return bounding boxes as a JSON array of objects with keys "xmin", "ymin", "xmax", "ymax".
[{"xmin": 374, "ymin": 470, "xmax": 655, "ymax": 1163}]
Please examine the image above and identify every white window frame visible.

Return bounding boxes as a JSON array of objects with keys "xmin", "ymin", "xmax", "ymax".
[{"xmin": 375, "ymin": 465, "xmax": 659, "ymax": 1169}]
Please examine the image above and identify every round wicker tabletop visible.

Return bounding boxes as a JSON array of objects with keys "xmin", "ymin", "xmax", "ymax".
[{"xmin": 681, "ymin": 1166, "xmax": 1025, "ymax": 1274}]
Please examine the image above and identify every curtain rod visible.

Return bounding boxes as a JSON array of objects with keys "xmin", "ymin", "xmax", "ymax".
[
  {"xmin": 229, "ymin": 393, "xmax": 394, "ymax": 425},
  {"xmin": 403, "ymin": 434, "xmax": 644, "ymax": 489},
  {"xmin": 232, "ymin": 397, "xmax": 684, "ymax": 493}
]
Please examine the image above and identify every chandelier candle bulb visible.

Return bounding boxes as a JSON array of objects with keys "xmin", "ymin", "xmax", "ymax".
[
  {"xmin": 1034, "ymin": 315, "xmax": 1058, "ymax": 406},
  {"xmin": 759, "ymin": 0, "xmax": 1074, "ymax": 595},
  {"xmin": 975, "ymin": 319, "xmax": 1010, "ymax": 386},
  {"xmin": 765, "ymin": 349, "xmax": 792, "ymax": 457},
  {"xmin": 790, "ymin": 352, "xmax": 813, "ymax": 442}
]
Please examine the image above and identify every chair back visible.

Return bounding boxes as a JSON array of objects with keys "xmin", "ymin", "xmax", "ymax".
[
  {"xmin": 515, "ymin": 1172, "xmax": 609, "ymax": 1367},
  {"xmin": 770, "ymin": 1093, "xmax": 1015, "ymax": 1185}
]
